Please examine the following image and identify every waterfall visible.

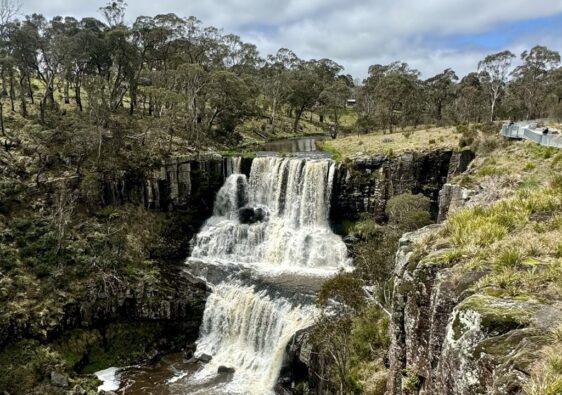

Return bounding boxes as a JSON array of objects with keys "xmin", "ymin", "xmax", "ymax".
[
  {"xmin": 191, "ymin": 157, "xmax": 349, "ymax": 270},
  {"xmin": 187, "ymin": 156, "xmax": 349, "ymax": 394},
  {"xmin": 192, "ymin": 282, "xmax": 315, "ymax": 394}
]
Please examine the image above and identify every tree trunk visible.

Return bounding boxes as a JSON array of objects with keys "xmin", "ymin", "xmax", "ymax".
[
  {"xmin": 293, "ymin": 106, "xmax": 305, "ymax": 133},
  {"xmin": 270, "ymin": 97, "xmax": 277, "ymax": 125},
  {"xmin": 19, "ymin": 77, "xmax": 27, "ymax": 117},
  {"xmin": 27, "ymin": 75, "xmax": 34, "ymax": 104},
  {"xmin": 64, "ymin": 80, "xmax": 70, "ymax": 104},
  {"xmin": 75, "ymin": 84, "xmax": 82, "ymax": 112},
  {"xmin": 0, "ymin": 100, "xmax": 4, "ymax": 136},
  {"xmin": 9, "ymin": 73, "xmax": 15, "ymax": 111}
]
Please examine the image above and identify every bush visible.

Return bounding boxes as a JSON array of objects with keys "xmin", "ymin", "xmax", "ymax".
[
  {"xmin": 386, "ymin": 193, "xmax": 432, "ymax": 231},
  {"xmin": 479, "ymin": 122, "xmax": 500, "ymax": 134}
]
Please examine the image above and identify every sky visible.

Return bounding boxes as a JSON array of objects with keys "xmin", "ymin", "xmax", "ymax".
[{"xmin": 19, "ymin": 0, "xmax": 562, "ymax": 80}]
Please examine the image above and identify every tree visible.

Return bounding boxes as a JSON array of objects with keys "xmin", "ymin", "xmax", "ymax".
[
  {"xmin": 425, "ymin": 68, "xmax": 458, "ymax": 122},
  {"xmin": 318, "ymin": 79, "xmax": 350, "ymax": 138},
  {"xmin": 311, "ymin": 272, "xmax": 366, "ymax": 394},
  {"xmin": 361, "ymin": 62, "xmax": 421, "ymax": 132},
  {"xmin": 262, "ymin": 48, "xmax": 298, "ymax": 125},
  {"xmin": 511, "ymin": 46, "xmax": 560, "ymax": 119},
  {"xmin": 454, "ymin": 72, "xmax": 486, "ymax": 123},
  {"xmin": 99, "ymin": 0, "xmax": 127, "ymax": 27},
  {"xmin": 478, "ymin": 50, "xmax": 515, "ymax": 121}
]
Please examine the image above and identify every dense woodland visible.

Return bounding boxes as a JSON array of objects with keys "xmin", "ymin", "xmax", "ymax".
[{"xmin": 1, "ymin": 0, "xmax": 562, "ymax": 148}]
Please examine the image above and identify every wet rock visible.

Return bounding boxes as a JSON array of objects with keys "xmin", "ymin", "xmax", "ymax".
[
  {"xmin": 185, "ymin": 357, "xmax": 199, "ymax": 364},
  {"xmin": 238, "ymin": 207, "xmax": 267, "ymax": 224},
  {"xmin": 217, "ymin": 366, "xmax": 235, "ymax": 374},
  {"xmin": 67, "ymin": 384, "xmax": 85, "ymax": 395},
  {"xmin": 50, "ymin": 371, "xmax": 68, "ymax": 388},
  {"xmin": 184, "ymin": 344, "xmax": 195, "ymax": 359},
  {"xmin": 198, "ymin": 353, "xmax": 212, "ymax": 363}
]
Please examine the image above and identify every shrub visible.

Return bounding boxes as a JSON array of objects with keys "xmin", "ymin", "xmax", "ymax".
[
  {"xmin": 550, "ymin": 175, "xmax": 562, "ymax": 191},
  {"xmin": 480, "ymin": 122, "xmax": 500, "ymax": 134},
  {"xmin": 385, "ymin": 193, "xmax": 432, "ymax": 231},
  {"xmin": 455, "ymin": 123, "xmax": 469, "ymax": 134},
  {"xmin": 495, "ymin": 247, "xmax": 522, "ymax": 267},
  {"xmin": 402, "ymin": 131, "xmax": 413, "ymax": 139},
  {"xmin": 475, "ymin": 136, "xmax": 499, "ymax": 153}
]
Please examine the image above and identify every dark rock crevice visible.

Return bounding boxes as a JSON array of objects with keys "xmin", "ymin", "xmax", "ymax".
[{"xmin": 330, "ymin": 148, "xmax": 474, "ymax": 226}]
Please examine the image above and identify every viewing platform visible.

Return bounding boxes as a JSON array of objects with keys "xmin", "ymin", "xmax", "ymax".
[{"xmin": 501, "ymin": 121, "xmax": 562, "ymax": 149}]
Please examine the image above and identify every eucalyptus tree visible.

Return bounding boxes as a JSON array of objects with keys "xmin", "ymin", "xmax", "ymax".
[
  {"xmin": 287, "ymin": 58, "xmax": 343, "ymax": 132},
  {"xmin": 361, "ymin": 62, "xmax": 421, "ymax": 132},
  {"xmin": 318, "ymin": 79, "xmax": 350, "ymax": 138},
  {"xmin": 0, "ymin": 0, "xmax": 20, "ymax": 129},
  {"xmin": 511, "ymin": 45, "xmax": 560, "ymax": 119},
  {"xmin": 99, "ymin": 0, "xmax": 127, "ymax": 28},
  {"xmin": 454, "ymin": 72, "xmax": 486, "ymax": 123},
  {"xmin": 262, "ymin": 48, "xmax": 299, "ymax": 124},
  {"xmin": 7, "ymin": 17, "xmax": 42, "ymax": 116},
  {"xmin": 425, "ymin": 68, "xmax": 458, "ymax": 123},
  {"xmin": 477, "ymin": 50, "xmax": 515, "ymax": 121}
]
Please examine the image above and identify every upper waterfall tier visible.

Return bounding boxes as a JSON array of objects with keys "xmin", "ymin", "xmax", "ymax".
[{"xmin": 190, "ymin": 157, "xmax": 349, "ymax": 270}]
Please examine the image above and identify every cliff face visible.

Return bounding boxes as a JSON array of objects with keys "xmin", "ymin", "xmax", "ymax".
[
  {"xmin": 101, "ymin": 155, "xmax": 253, "ymax": 211},
  {"xmin": 0, "ymin": 265, "xmax": 207, "ymax": 349},
  {"xmin": 330, "ymin": 149, "xmax": 474, "ymax": 223},
  {"xmin": 388, "ymin": 227, "xmax": 561, "ymax": 395}
]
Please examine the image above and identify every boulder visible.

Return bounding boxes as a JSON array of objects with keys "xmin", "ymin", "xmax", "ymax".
[
  {"xmin": 217, "ymin": 366, "xmax": 235, "ymax": 374},
  {"xmin": 198, "ymin": 353, "xmax": 212, "ymax": 363},
  {"xmin": 238, "ymin": 207, "xmax": 267, "ymax": 224},
  {"xmin": 50, "ymin": 371, "xmax": 68, "ymax": 388},
  {"xmin": 67, "ymin": 385, "xmax": 85, "ymax": 395}
]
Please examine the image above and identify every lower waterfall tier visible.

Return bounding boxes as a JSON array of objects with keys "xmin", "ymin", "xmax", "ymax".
[{"xmin": 190, "ymin": 282, "xmax": 316, "ymax": 394}]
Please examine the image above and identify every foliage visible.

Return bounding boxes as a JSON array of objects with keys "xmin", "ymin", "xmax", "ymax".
[{"xmin": 385, "ymin": 193, "xmax": 432, "ymax": 231}]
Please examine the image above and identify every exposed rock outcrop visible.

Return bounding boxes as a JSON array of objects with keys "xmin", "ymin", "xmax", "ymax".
[
  {"xmin": 388, "ymin": 227, "xmax": 562, "ymax": 395},
  {"xmin": 101, "ymin": 155, "xmax": 253, "ymax": 211},
  {"xmin": 330, "ymin": 149, "xmax": 474, "ymax": 223},
  {"xmin": 0, "ymin": 266, "xmax": 208, "ymax": 348},
  {"xmin": 436, "ymin": 183, "xmax": 473, "ymax": 222}
]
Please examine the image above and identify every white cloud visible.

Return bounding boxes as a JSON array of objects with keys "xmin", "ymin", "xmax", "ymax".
[{"xmin": 20, "ymin": 0, "xmax": 562, "ymax": 79}]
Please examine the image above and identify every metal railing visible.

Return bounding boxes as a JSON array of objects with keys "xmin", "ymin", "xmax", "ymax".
[{"xmin": 501, "ymin": 122, "xmax": 562, "ymax": 149}]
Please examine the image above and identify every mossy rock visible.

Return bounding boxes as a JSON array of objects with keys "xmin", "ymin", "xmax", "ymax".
[
  {"xmin": 472, "ymin": 328, "xmax": 547, "ymax": 366},
  {"xmin": 452, "ymin": 294, "xmax": 536, "ymax": 340}
]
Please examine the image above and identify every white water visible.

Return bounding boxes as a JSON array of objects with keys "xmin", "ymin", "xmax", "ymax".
[
  {"xmin": 187, "ymin": 156, "xmax": 349, "ymax": 394},
  {"xmin": 191, "ymin": 157, "xmax": 349, "ymax": 270},
  {"xmin": 192, "ymin": 282, "xmax": 316, "ymax": 394},
  {"xmin": 95, "ymin": 367, "xmax": 121, "ymax": 392}
]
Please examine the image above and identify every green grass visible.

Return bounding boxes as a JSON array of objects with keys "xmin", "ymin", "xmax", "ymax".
[{"xmin": 321, "ymin": 127, "xmax": 458, "ymax": 159}]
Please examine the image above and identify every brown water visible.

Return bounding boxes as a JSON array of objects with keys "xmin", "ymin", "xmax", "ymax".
[
  {"xmin": 258, "ymin": 135, "xmax": 327, "ymax": 153},
  {"xmin": 117, "ymin": 353, "xmax": 233, "ymax": 395}
]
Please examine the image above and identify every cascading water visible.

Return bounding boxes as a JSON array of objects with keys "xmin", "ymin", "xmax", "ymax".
[
  {"xmin": 186, "ymin": 156, "xmax": 350, "ymax": 394},
  {"xmin": 191, "ymin": 157, "xmax": 349, "ymax": 270}
]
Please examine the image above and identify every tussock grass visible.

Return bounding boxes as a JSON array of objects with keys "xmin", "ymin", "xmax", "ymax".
[
  {"xmin": 440, "ymin": 185, "xmax": 562, "ymax": 298},
  {"xmin": 525, "ymin": 345, "xmax": 562, "ymax": 395},
  {"xmin": 322, "ymin": 127, "xmax": 458, "ymax": 158}
]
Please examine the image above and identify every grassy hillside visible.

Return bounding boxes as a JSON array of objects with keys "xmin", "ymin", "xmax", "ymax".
[{"xmin": 319, "ymin": 127, "xmax": 459, "ymax": 158}]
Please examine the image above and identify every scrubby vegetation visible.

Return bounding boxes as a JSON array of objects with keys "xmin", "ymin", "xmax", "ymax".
[
  {"xmin": 1, "ymin": 0, "xmax": 562, "ymax": 393},
  {"xmin": 310, "ymin": 192, "xmax": 432, "ymax": 393}
]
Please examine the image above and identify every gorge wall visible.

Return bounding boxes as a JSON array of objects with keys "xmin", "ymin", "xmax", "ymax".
[
  {"xmin": 100, "ymin": 148, "xmax": 474, "ymax": 239},
  {"xmin": 330, "ymin": 148, "xmax": 474, "ymax": 224},
  {"xmin": 387, "ymin": 226, "xmax": 561, "ymax": 395}
]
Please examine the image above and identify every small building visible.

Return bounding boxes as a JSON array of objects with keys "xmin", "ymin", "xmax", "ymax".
[{"xmin": 346, "ymin": 98, "xmax": 357, "ymax": 108}]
